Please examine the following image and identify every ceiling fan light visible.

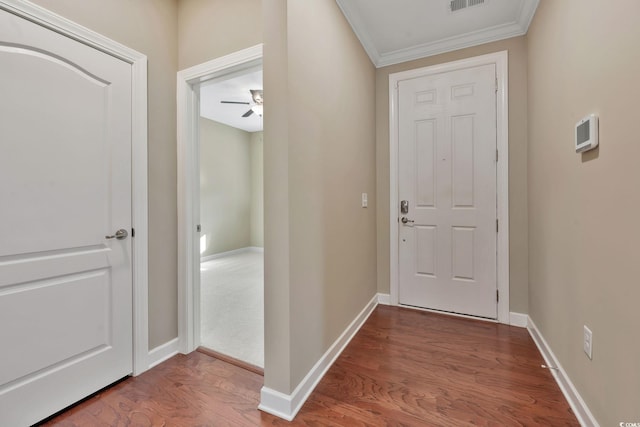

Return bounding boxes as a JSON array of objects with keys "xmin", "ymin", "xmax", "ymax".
[
  {"xmin": 251, "ymin": 104, "xmax": 263, "ymax": 117},
  {"xmin": 251, "ymin": 89, "xmax": 263, "ymax": 104}
]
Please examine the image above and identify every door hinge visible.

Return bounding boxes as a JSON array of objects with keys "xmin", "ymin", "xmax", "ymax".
[
  {"xmin": 495, "ymin": 77, "xmax": 498, "ymax": 93},
  {"xmin": 496, "ymin": 219, "xmax": 499, "ymax": 233},
  {"xmin": 496, "ymin": 289, "xmax": 499, "ymax": 302},
  {"xmin": 196, "ymin": 224, "xmax": 201, "ymax": 232},
  {"xmin": 496, "ymin": 149, "xmax": 499, "ymax": 162},
  {"xmin": 131, "ymin": 228, "xmax": 135, "ymax": 238}
]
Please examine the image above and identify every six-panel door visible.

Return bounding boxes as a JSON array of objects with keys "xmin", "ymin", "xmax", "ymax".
[{"xmin": 398, "ymin": 64, "xmax": 498, "ymax": 319}]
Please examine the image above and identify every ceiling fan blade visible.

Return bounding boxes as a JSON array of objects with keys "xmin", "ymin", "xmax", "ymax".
[
  {"xmin": 221, "ymin": 101, "xmax": 250, "ymax": 105},
  {"xmin": 242, "ymin": 109, "xmax": 254, "ymax": 118}
]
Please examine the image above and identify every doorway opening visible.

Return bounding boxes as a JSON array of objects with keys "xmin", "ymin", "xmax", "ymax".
[
  {"xmin": 198, "ymin": 69, "xmax": 264, "ymax": 370},
  {"xmin": 177, "ymin": 45, "xmax": 263, "ymax": 372}
]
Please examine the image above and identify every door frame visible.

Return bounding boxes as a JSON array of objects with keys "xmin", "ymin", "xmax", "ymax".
[
  {"xmin": 389, "ymin": 51, "xmax": 510, "ymax": 323},
  {"xmin": 177, "ymin": 45, "xmax": 263, "ymax": 354},
  {"xmin": 0, "ymin": 0, "xmax": 149, "ymax": 374}
]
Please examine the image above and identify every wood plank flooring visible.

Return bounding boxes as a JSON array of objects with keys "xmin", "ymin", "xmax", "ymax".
[
  {"xmin": 40, "ymin": 306, "xmax": 579, "ymax": 426},
  {"xmin": 197, "ymin": 346, "xmax": 264, "ymax": 376}
]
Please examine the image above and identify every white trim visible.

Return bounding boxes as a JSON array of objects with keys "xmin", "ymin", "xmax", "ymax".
[
  {"xmin": 258, "ymin": 387, "xmax": 295, "ymax": 421},
  {"xmin": 147, "ymin": 338, "xmax": 180, "ymax": 369},
  {"xmin": 177, "ymin": 45, "xmax": 263, "ymax": 355},
  {"xmin": 334, "ymin": 0, "xmax": 380, "ymax": 66},
  {"xmin": 377, "ymin": 293, "xmax": 391, "ymax": 306},
  {"xmin": 200, "ymin": 246, "xmax": 264, "ymax": 263},
  {"xmin": 518, "ymin": 0, "xmax": 541, "ymax": 36},
  {"xmin": 379, "ymin": 23, "xmax": 522, "ymax": 68},
  {"xmin": 527, "ymin": 317, "xmax": 600, "ymax": 427},
  {"xmin": 509, "ymin": 312, "xmax": 528, "ymax": 328},
  {"xmin": 0, "ymin": 0, "xmax": 149, "ymax": 376},
  {"xmin": 0, "ymin": 0, "xmax": 147, "ymax": 62},
  {"xmin": 335, "ymin": 0, "xmax": 539, "ymax": 68},
  {"xmin": 259, "ymin": 294, "xmax": 379, "ymax": 421},
  {"xmin": 389, "ymin": 51, "xmax": 510, "ymax": 324},
  {"xmin": 130, "ymin": 31, "xmax": 149, "ymax": 379}
]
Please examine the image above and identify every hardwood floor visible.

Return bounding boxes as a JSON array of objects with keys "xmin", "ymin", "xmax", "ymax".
[
  {"xmin": 41, "ymin": 306, "xmax": 579, "ymax": 426},
  {"xmin": 197, "ymin": 346, "xmax": 264, "ymax": 376}
]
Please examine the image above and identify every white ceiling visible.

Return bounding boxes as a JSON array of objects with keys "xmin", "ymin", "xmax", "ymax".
[
  {"xmin": 336, "ymin": 0, "xmax": 539, "ymax": 67},
  {"xmin": 199, "ymin": 2, "xmax": 539, "ymax": 127},
  {"xmin": 200, "ymin": 69, "xmax": 263, "ymax": 133}
]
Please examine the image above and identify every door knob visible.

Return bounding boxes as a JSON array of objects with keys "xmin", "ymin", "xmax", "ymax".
[
  {"xmin": 401, "ymin": 217, "xmax": 414, "ymax": 225},
  {"xmin": 105, "ymin": 229, "xmax": 128, "ymax": 240}
]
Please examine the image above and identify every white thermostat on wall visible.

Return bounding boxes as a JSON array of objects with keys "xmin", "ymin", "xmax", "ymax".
[{"xmin": 575, "ymin": 114, "xmax": 599, "ymax": 153}]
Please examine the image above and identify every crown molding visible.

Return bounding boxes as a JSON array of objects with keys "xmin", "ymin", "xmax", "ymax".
[
  {"xmin": 335, "ymin": 0, "xmax": 381, "ymax": 66},
  {"xmin": 336, "ymin": 0, "xmax": 539, "ymax": 68}
]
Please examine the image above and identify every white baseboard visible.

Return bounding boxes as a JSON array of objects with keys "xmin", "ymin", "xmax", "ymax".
[
  {"xmin": 527, "ymin": 318, "xmax": 599, "ymax": 427},
  {"xmin": 258, "ymin": 387, "xmax": 295, "ymax": 421},
  {"xmin": 147, "ymin": 337, "xmax": 180, "ymax": 369},
  {"xmin": 509, "ymin": 312, "xmax": 528, "ymax": 328},
  {"xmin": 200, "ymin": 246, "xmax": 263, "ymax": 262},
  {"xmin": 258, "ymin": 294, "xmax": 379, "ymax": 421},
  {"xmin": 377, "ymin": 293, "xmax": 391, "ymax": 305}
]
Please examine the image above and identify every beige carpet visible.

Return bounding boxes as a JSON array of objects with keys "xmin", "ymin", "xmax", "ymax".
[{"xmin": 200, "ymin": 249, "xmax": 263, "ymax": 368}]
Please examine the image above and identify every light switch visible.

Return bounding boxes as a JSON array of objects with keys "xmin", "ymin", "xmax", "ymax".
[{"xmin": 361, "ymin": 192, "xmax": 368, "ymax": 208}]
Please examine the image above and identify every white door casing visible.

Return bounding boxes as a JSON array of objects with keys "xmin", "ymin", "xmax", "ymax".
[
  {"xmin": 389, "ymin": 52, "xmax": 510, "ymax": 323},
  {"xmin": 398, "ymin": 64, "xmax": 497, "ymax": 318},
  {"xmin": 177, "ymin": 45, "xmax": 263, "ymax": 354},
  {"xmin": 0, "ymin": 1, "xmax": 148, "ymax": 424}
]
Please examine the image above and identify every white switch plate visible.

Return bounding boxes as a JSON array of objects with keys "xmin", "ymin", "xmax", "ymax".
[
  {"xmin": 583, "ymin": 325, "xmax": 593, "ymax": 360},
  {"xmin": 361, "ymin": 193, "xmax": 368, "ymax": 208}
]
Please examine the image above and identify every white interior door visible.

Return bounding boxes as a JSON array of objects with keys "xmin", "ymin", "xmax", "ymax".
[
  {"xmin": 398, "ymin": 64, "xmax": 497, "ymax": 319},
  {"xmin": 0, "ymin": 8, "xmax": 133, "ymax": 426}
]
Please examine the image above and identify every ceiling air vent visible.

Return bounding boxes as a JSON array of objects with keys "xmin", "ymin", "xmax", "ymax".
[{"xmin": 450, "ymin": 0, "xmax": 485, "ymax": 12}]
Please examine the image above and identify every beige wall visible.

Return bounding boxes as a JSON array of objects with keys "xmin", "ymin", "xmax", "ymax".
[
  {"xmin": 29, "ymin": 0, "xmax": 180, "ymax": 349},
  {"xmin": 178, "ymin": 0, "xmax": 262, "ymax": 70},
  {"xmin": 527, "ymin": 1, "xmax": 640, "ymax": 423},
  {"xmin": 250, "ymin": 132, "xmax": 264, "ymax": 247},
  {"xmin": 263, "ymin": 0, "xmax": 292, "ymax": 393},
  {"xmin": 375, "ymin": 37, "xmax": 530, "ymax": 313},
  {"xmin": 199, "ymin": 118, "xmax": 252, "ymax": 257},
  {"xmin": 263, "ymin": 0, "xmax": 377, "ymax": 393}
]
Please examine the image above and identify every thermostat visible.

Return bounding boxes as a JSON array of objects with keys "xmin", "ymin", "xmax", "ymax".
[{"xmin": 575, "ymin": 114, "xmax": 598, "ymax": 153}]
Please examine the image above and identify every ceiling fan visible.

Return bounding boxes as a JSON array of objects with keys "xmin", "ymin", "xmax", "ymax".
[{"xmin": 220, "ymin": 89, "xmax": 263, "ymax": 117}]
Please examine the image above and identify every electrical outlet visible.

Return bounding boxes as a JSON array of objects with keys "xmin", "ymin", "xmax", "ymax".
[
  {"xmin": 583, "ymin": 325, "xmax": 593, "ymax": 360},
  {"xmin": 361, "ymin": 192, "xmax": 368, "ymax": 208}
]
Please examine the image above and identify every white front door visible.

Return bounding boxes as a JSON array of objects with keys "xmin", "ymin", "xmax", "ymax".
[
  {"xmin": 0, "ymin": 8, "xmax": 133, "ymax": 426},
  {"xmin": 398, "ymin": 64, "xmax": 497, "ymax": 319}
]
